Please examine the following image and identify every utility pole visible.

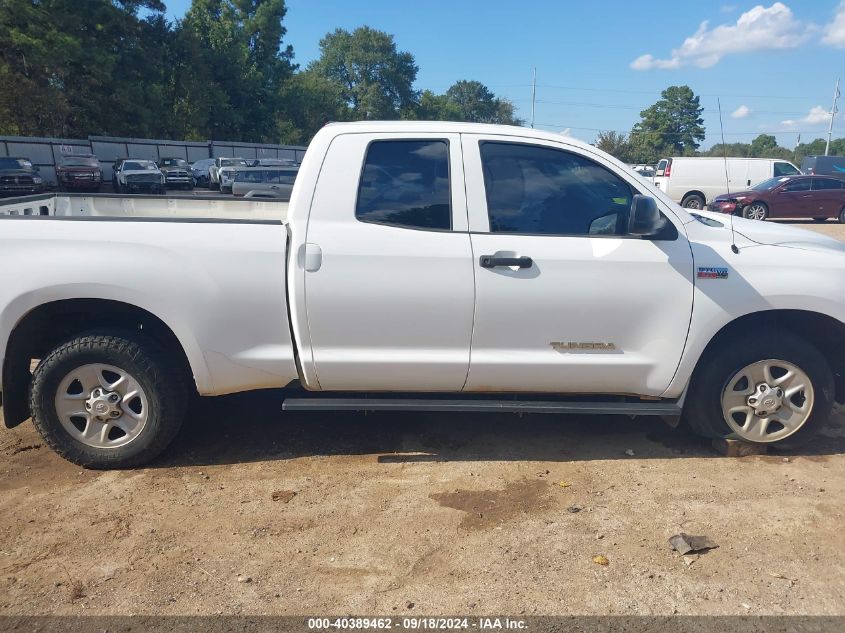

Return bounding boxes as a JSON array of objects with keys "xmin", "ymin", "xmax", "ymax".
[
  {"xmin": 530, "ymin": 67, "xmax": 536, "ymax": 129},
  {"xmin": 826, "ymin": 77, "xmax": 840, "ymax": 156}
]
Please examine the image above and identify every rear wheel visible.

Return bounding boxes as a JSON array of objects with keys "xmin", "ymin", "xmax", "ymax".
[
  {"xmin": 839, "ymin": 207, "xmax": 845, "ymax": 223},
  {"xmin": 30, "ymin": 332, "xmax": 188, "ymax": 469},
  {"xmin": 681, "ymin": 194, "xmax": 705, "ymax": 210},
  {"xmin": 683, "ymin": 331, "xmax": 833, "ymax": 449},
  {"xmin": 743, "ymin": 202, "xmax": 768, "ymax": 220}
]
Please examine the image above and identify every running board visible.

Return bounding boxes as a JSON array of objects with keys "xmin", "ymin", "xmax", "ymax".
[{"xmin": 282, "ymin": 397, "xmax": 682, "ymax": 416}]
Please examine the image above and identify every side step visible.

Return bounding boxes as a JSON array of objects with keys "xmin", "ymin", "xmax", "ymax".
[{"xmin": 282, "ymin": 397, "xmax": 682, "ymax": 416}]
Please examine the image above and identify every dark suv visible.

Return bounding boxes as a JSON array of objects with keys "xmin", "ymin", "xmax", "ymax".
[{"xmin": 0, "ymin": 157, "xmax": 45, "ymax": 197}]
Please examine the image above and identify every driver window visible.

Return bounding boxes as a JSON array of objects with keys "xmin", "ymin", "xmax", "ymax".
[
  {"xmin": 479, "ymin": 141, "xmax": 633, "ymax": 236},
  {"xmin": 781, "ymin": 179, "xmax": 810, "ymax": 192}
]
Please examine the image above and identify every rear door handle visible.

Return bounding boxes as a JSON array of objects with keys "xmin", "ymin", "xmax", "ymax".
[{"xmin": 480, "ymin": 255, "xmax": 533, "ymax": 269}]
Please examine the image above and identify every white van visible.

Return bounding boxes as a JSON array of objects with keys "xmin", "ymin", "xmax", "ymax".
[{"xmin": 652, "ymin": 157, "xmax": 800, "ymax": 209}]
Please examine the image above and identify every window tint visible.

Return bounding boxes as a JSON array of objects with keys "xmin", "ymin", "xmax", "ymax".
[
  {"xmin": 812, "ymin": 177, "xmax": 844, "ymax": 190},
  {"xmin": 480, "ymin": 142, "xmax": 634, "ymax": 236},
  {"xmin": 774, "ymin": 162, "xmax": 799, "ymax": 177},
  {"xmin": 356, "ymin": 140, "xmax": 450, "ymax": 230},
  {"xmin": 781, "ymin": 178, "xmax": 811, "ymax": 192}
]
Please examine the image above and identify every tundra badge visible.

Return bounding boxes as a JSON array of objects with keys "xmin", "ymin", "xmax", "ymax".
[{"xmin": 697, "ymin": 267, "xmax": 729, "ymax": 279}]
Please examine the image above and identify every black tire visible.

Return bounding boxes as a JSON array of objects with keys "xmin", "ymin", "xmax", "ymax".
[
  {"xmin": 813, "ymin": 217, "xmax": 827, "ymax": 223},
  {"xmin": 681, "ymin": 194, "xmax": 705, "ymax": 210},
  {"xmin": 839, "ymin": 207, "xmax": 845, "ymax": 224},
  {"xmin": 743, "ymin": 202, "xmax": 768, "ymax": 220},
  {"xmin": 30, "ymin": 332, "xmax": 188, "ymax": 469},
  {"xmin": 683, "ymin": 330, "xmax": 834, "ymax": 449}
]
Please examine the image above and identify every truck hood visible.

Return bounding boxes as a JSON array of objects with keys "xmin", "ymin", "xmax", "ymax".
[{"xmin": 692, "ymin": 210, "xmax": 845, "ymax": 254}]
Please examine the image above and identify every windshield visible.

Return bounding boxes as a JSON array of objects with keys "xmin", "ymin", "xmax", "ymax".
[
  {"xmin": 0, "ymin": 157, "xmax": 33, "ymax": 170},
  {"xmin": 751, "ymin": 176, "xmax": 790, "ymax": 192},
  {"xmin": 159, "ymin": 158, "xmax": 187, "ymax": 167},
  {"xmin": 192, "ymin": 159, "xmax": 214, "ymax": 169},
  {"xmin": 220, "ymin": 158, "xmax": 248, "ymax": 167},
  {"xmin": 60, "ymin": 157, "xmax": 98, "ymax": 167},
  {"xmin": 123, "ymin": 161, "xmax": 158, "ymax": 171}
]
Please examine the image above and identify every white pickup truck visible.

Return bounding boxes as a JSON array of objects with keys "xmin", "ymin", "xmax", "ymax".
[{"xmin": 2, "ymin": 122, "xmax": 844, "ymax": 468}]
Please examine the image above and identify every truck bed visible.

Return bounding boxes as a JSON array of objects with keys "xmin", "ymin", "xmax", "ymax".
[{"xmin": 0, "ymin": 192, "xmax": 288, "ymax": 222}]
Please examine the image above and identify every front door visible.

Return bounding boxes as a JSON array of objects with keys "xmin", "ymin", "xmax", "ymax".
[
  {"xmin": 303, "ymin": 133, "xmax": 475, "ymax": 391},
  {"xmin": 461, "ymin": 135, "xmax": 695, "ymax": 396},
  {"xmin": 771, "ymin": 177, "xmax": 812, "ymax": 218}
]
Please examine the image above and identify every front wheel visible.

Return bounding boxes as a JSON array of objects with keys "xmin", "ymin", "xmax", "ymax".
[
  {"xmin": 683, "ymin": 331, "xmax": 833, "ymax": 449},
  {"xmin": 743, "ymin": 202, "xmax": 768, "ymax": 221},
  {"xmin": 30, "ymin": 332, "xmax": 188, "ymax": 469}
]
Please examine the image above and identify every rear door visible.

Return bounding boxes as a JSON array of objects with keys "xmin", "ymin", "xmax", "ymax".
[
  {"xmin": 303, "ymin": 133, "xmax": 475, "ymax": 391},
  {"xmin": 461, "ymin": 135, "xmax": 694, "ymax": 396},
  {"xmin": 810, "ymin": 177, "xmax": 845, "ymax": 218}
]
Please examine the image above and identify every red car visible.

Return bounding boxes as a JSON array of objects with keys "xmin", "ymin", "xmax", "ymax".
[{"xmin": 708, "ymin": 175, "xmax": 845, "ymax": 222}]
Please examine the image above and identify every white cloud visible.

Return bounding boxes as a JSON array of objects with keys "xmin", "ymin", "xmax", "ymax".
[
  {"xmin": 630, "ymin": 3, "xmax": 812, "ymax": 70},
  {"xmin": 823, "ymin": 1, "xmax": 845, "ymax": 47},
  {"xmin": 781, "ymin": 105, "xmax": 833, "ymax": 127},
  {"xmin": 731, "ymin": 105, "xmax": 752, "ymax": 119}
]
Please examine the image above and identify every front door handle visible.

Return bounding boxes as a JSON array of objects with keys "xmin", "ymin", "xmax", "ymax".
[
  {"xmin": 480, "ymin": 255, "xmax": 533, "ymax": 269},
  {"xmin": 304, "ymin": 243, "xmax": 322, "ymax": 272}
]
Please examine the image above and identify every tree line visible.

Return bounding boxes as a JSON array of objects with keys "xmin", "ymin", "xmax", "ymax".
[
  {"xmin": 0, "ymin": 0, "xmax": 521, "ymax": 144},
  {"xmin": 596, "ymin": 85, "xmax": 839, "ymax": 165}
]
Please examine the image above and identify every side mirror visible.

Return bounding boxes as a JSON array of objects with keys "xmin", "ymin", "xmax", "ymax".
[{"xmin": 628, "ymin": 195, "xmax": 663, "ymax": 236}]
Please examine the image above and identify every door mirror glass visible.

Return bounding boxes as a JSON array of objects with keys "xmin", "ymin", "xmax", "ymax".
[{"xmin": 628, "ymin": 195, "xmax": 662, "ymax": 236}]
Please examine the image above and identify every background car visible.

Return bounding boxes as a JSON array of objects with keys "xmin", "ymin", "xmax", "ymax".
[
  {"xmin": 231, "ymin": 166, "xmax": 298, "ymax": 199},
  {"xmin": 708, "ymin": 174, "xmax": 845, "ymax": 221},
  {"xmin": 114, "ymin": 159, "xmax": 165, "ymax": 194},
  {"xmin": 55, "ymin": 154, "xmax": 102, "ymax": 192},
  {"xmin": 209, "ymin": 157, "xmax": 247, "ymax": 190},
  {"xmin": 0, "ymin": 156, "xmax": 45, "ymax": 197},
  {"xmin": 190, "ymin": 158, "xmax": 214, "ymax": 188},
  {"xmin": 158, "ymin": 157, "xmax": 193, "ymax": 190}
]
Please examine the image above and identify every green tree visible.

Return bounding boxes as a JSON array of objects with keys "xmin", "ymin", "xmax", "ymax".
[
  {"xmin": 595, "ymin": 131, "xmax": 631, "ymax": 162},
  {"xmin": 749, "ymin": 134, "xmax": 779, "ymax": 157},
  {"xmin": 630, "ymin": 85, "xmax": 705, "ymax": 163},
  {"xmin": 275, "ymin": 70, "xmax": 348, "ymax": 144},
  {"xmin": 0, "ymin": 0, "xmax": 172, "ymax": 137},
  {"xmin": 442, "ymin": 80, "xmax": 522, "ymax": 124},
  {"xmin": 309, "ymin": 26, "xmax": 418, "ymax": 120},
  {"xmin": 178, "ymin": 0, "xmax": 295, "ymax": 141}
]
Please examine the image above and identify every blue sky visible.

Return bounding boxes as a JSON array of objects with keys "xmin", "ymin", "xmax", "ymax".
[{"xmin": 162, "ymin": 1, "xmax": 845, "ymax": 148}]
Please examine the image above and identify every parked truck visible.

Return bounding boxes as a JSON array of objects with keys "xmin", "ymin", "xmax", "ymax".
[{"xmin": 1, "ymin": 121, "xmax": 844, "ymax": 469}]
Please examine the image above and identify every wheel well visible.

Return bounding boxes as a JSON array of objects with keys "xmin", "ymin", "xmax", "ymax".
[
  {"xmin": 2, "ymin": 299, "xmax": 195, "ymax": 428},
  {"xmin": 695, "ymin": 310, "xmax": 845, "ymax": 403},
  {"xmin": 682, "ymin": 191, "xmax": 706, "ymax": 203}
]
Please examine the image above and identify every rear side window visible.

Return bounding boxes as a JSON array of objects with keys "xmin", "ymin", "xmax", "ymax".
[
  {"xmin": 774, "ymin": 162, "xmax": 799, "ymax": 177},
  {"xmin": 480, "ymin": 141, "xmax": 633, "ymax": 236},
  {"xmin": 356, "ymin": 140, "xmax": 451, "ymax": 230},
  {"xmin": 812, "ymin": 177, "xmax": 844, "ymax": 190}
]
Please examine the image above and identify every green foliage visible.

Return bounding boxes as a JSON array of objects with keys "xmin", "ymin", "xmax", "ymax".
[
  {"xmin": 629, "ymin": 85, "xmax": 705, "ymax": 163},
  {"xmin": 0, "ymin": 5, "xmax": 521, "ymax": 144},
  {"xmin": 595, "ymin": 131, "xmax": 631, "ymax": 163},
  {"xmin": 309, "ymin": 26, "xmax": 418, "ymax": 120},
  {"xmin": 410, "ymin": 81, "xmax": 522, "ymax": 125}
]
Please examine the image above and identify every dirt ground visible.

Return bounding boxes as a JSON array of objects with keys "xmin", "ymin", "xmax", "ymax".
[{"xmin": 0, "ymin": 220, "xmax": 844, "ymax": 618}]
